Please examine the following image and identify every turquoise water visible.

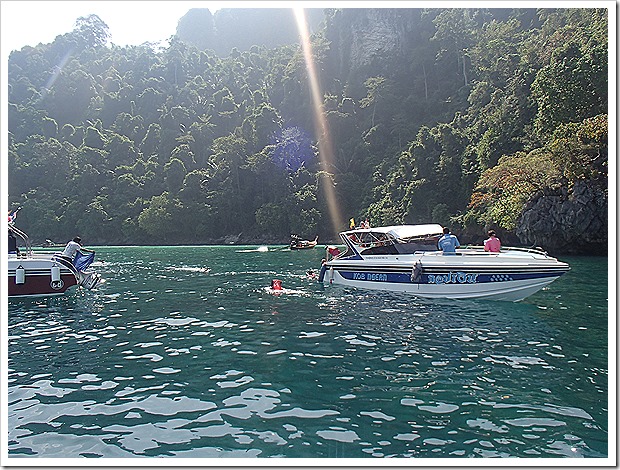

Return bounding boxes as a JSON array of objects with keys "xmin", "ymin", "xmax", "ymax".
[{"xmin": 6, "ymin": 246, "xmax": 609, "ymax": 460}]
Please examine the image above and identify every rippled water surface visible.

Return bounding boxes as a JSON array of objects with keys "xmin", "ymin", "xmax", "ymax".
[{"xmin": 6, "ymin": 246, "xmax": 609, "ymax": 460}]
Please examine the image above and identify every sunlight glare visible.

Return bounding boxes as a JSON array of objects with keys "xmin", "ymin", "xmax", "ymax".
[
  {"xmin": 293, "ymin": 7, "xmax": 344, "ymax": 235},
  {"xmin": 41, "ymin": 49, "xmax": 73, "ymax": 100}
]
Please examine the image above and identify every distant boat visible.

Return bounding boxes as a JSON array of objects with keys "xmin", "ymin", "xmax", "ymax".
[{"xmin": 290, "ymin": 235, "xmax": 318, "ymax": 250}]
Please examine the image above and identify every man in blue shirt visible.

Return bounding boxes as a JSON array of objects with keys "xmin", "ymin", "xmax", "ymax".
[{"xmin": 438, "ymin": 227, "xmax": 460, "ymax": 253}]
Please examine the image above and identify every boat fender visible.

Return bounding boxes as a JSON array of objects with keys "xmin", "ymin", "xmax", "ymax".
[
  {"xmin": 329, "ymin": 267, "xmax": 334, "ymax": 284},
  {"xmin": 411, "ymin": 262, "xmax": 423, "ymax": 283},
  {"xmin": 15, "ymin": 265, "xmax": 25, "ymax": 285},
  {"xmin": 51, "ymin": 264, "xmax": 61, "ymax": 282}
]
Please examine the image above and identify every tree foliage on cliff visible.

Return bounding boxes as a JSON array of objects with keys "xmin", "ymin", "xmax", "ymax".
[{"xmin": 7, "ymin": 8, "xmax": 608, "ymax": 247}]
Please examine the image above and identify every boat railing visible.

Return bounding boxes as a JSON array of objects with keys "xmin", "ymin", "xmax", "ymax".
[
  {"xmin": 461, "ymin": 245, "xmax": 550, "ymax": 256},
  {"xmin": 8, "ymin": 224, "xmax": 33, "ymax": 257},
  {"xmin": 416, "ymin": 245, "xmax": 551, "ymax": 257}
]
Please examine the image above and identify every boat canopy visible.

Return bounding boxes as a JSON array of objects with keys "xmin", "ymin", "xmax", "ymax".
[
  {"xmin": 340, "ymin": 224, "xmax": 444, "ymax": 256},
  {"xmin": 343, "ymin": 224, "xmax": 443, "ymax": 240}
]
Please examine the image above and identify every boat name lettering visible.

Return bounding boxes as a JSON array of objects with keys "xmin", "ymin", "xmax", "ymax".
[
  {"xmin": 427, "ymin": 272, "xmax": 479, "ymax": 285},
  {"xmin": 352, "ymin": 272, "xmax": 388, "ymax": 282}
]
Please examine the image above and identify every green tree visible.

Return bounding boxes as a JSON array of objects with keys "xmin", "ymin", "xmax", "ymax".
[
  {"xmin": 73, "ymin": 14, "xmax": 111, "ymax": 49},
  {"xmin": 164, "ymin": 158, "xmax": 187, "ymax": 193},
  {"xmin": 468, "ymin": 150, "xmax": 559, "ymax": 230},
  {"xmin": 138, "ymin": 192, "xmax": 180, "ymax": 242},
  {"xmin": 255, "ymin": 202, "xmax": 288, "ymax": 236},
  {"xmin": 359, "ymin": 76, "xmax": 386, "ymax": 127},
  {"xmin": 532, "ymin": 42, "xmax": 607, "ymax": 136}
]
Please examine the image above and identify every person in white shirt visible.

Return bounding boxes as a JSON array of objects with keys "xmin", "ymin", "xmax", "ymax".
[{"xmin": 62, "ymin": 237, "xmax": 94, "ymax": 261}]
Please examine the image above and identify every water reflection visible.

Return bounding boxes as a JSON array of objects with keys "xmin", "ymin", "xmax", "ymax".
[{"xmin": 7, "ymin": 247, "xmax": 608, "ymax": 459}]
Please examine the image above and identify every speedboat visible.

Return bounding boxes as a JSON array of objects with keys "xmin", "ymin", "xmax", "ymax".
[
  {"xmin": 318, "ymin": 224, "xmax": 570, "ymax": 302},
  {"xmin": 8, "ymin": 224, "xmax": 100, "ymax": 297}
]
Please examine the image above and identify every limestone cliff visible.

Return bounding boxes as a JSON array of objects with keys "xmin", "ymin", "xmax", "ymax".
[
  {"xmin": 343, "ymin": 10, "xmax": 413, "ymax": 68},
  {"xmin": 516, "ymin": 181, "xmax": 607, "ymax": 256},
  {"xmin": 325, "ymin": 9, "xmax": 422, "ymax": 96}
]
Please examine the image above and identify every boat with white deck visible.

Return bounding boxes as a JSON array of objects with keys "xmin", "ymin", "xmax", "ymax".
[
  {"xmin": 8, "ymin": 223, "xmax": 100, "ymax": 297},
  {"xmin": 318, "ymin": 224, "xmax": 570, "ymax": 302}
]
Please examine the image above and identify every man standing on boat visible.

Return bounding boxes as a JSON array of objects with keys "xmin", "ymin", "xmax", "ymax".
[
  {"xmin": 61, "ymin": 237, "xmax": 97, "ymax": 273},
  {"xmin": 62, "ymin": 237, "xmax": 95, "ymax": 262},
  {"xmin": 438, "ymin": 227, "xmax": 460, "ymax": 254}
]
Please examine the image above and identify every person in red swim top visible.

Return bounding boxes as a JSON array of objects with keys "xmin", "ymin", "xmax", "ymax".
[{"xmin": 484, "ymin": 230, "xmax": 501, "ymax": 252}]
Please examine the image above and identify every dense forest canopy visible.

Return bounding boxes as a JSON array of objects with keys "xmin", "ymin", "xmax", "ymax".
[{"xmin": 7, "ymin": 7, "xmax": 608, "ymax": 254}]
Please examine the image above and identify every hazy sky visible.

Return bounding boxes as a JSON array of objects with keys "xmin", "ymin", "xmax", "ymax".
[
  {"xmin": 1, "ymin": 1, "xmax": 603, "ymax": 59},
  {"xmin": 0, "ymin": 1, "xmax": 234, "ymax": 56},
  {"xmin": 0, "ymin": 0, "xmax": 451, "ymax": 60},
  {"xmin": 0, "ymin": 0, "xmax": 384, "ymax": 60}
]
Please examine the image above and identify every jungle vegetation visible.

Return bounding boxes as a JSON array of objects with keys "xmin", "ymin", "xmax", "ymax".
[{"xmin": 7, "ymin": 8, "xmax": 608, "ymax": 246}]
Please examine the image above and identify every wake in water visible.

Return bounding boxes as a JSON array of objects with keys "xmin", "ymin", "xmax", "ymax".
[
  {"xmin": 237, "ymin": 246, "xmax": 269, "ymax": 253},
  {"xmin": 167, "ymin": 266, "xmax": 211, "ymax": 273}
]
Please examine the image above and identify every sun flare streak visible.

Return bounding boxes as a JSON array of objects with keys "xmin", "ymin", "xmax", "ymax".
[
  {"xmin": 294, "ymin": 8, "xmax": 344, "ymax": 234},
  {"xmin": 40, "ymin": 48, "xmax": 73, "ymax": 100}
]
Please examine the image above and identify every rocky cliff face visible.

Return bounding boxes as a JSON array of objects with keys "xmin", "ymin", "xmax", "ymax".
[
  {"xmin": 325, "ymin": 9, "xmax": 421, "ymax": 96},
  {"xmin": 345, "ymin": 10, "xmax": 413, "ymax": 69},
  {"xmin": 516, "ymin": 180, "xmax": 607, "ymax": 255}
]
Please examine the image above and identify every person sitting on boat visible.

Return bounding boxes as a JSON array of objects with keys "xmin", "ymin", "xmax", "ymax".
[
  {"xmin": 484, "ymin": 230, "xmax": 501, "ymax": 253},
  {"xmin": 62, "ymin": 237, "xmax": 95, "ymax": 264},
  {"xmin": 8, "ymin": 230, "xmax": 19, "ymax": 255},
  {"xmin": 438, "ymin": 227, "xmax": 460, "ymax": 254},
  {"xmin": 290, "ymin": 234, "xmax": 300, "ymax": 249}
]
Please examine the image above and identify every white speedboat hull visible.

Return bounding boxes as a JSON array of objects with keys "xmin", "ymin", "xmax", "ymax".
[
  {"xmin": 323, "ymin": 263, "xmax": 565, "ymax": 301},
  {"xmin": 8, "ymin": 253, "xmax": 100, "ymax": 298}
]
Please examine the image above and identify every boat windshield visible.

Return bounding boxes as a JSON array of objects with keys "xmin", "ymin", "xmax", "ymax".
[{"xmin": 342, "ymin": 227, "xmax": 441, "ymax": 255}]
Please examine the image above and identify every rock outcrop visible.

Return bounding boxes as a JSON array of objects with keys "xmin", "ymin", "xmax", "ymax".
[
  {"xmin": 325, "ymin": 9, "xmax": 421, "ymax": 95},
  {"xmin": 345, "ymin": 10, "xmax": 413, "ymax": 70},
  {"xmin": 516, "ymin": 180, "xmax": 607, "ymax": 255}
]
